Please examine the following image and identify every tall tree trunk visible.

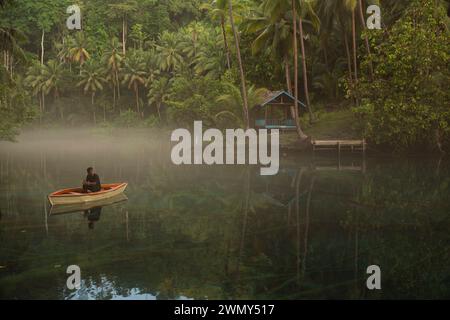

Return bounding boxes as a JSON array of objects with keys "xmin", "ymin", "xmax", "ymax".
[
  {"xmin": 115, "ymin": 70, "xmax": 121, "ymax": 99},
  {"xmin": 91, "ymin": 92, "xmax": 96, "ymax": 124},
  {"xmin": 284, "ymin": 57, "xmax": 292, "ymax": 94},
  {"xmin": 435, "ymin": 129, "xmax": 445, "ymax": 154},
  {"xmin": 9, "ymin": 55, "xmax": 13, "ymax": 77},
  {"xmin": 323, "ymin": 45, "xmax": 329, "ymax": 71},
  {"xmin": 122, "ymin": 16, "xmax": 127, "ymax": 56},
  {"xmin": 112, "ymin": 83, "xmax": 116, "ymax": 110},
  {"xmin": 135, "ymin": 84, "xmax": 140, "ymax": 116},
  {"xmin": 352, "ymin": 10, "xmax": 358, "ymax": 81},
  {"xmin": 41, "ymin": 90, "xmax": 45, "ymax": 113},
  {"xmin": 343, "ymin": 31, "xmax": 353, "ymax": 83},
  {"xmin": 221, "ymin": 16, "xmax": 232, "ymax": 70},
  {"xmin": 38, "ymin": 93, "xmax": 42, "ymax": 126},
  {"xmin": 351, "ymin": 9, "xmax": 359, "ymax": 105},
  {"xmin": 342, "ymin": 16, "xmax": 356, "ymax": 104},
  {"xmin": 40, "ymin": 30, "xmax": 45, "ymax": 65},
  {"xmin": 117, "ymin": 77, "xmax": 121, "ymax": 113},
  {"xmin": 57, "ymin": 97, "xmax": 64, "ymax": 121},
  {"xmin": 358, "ymin": 0, "xmax": 374, "ymax": 79},
  {"xmin": 228, "ymin": 0, "xmax": 249, "ymax": 129},
  {"xmin": 292, "ymin": 2, "xmax": 308, "ymax": 141},
  {"xmin": 157, "ymin": 102, "xmax": 162, "ymax": 121},
  {"xmin": 292, "ymin": 3, "xmax": 299, "ymax": 107},
  {"xmin": 344, "ymin": 31, "xmax": 357, "ymax": 106},
  {"xmin": 298, "ymin": 16, "xmax": 314, "ymax": 123}
]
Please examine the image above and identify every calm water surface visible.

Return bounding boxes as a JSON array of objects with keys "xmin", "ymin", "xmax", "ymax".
[{"xmin": 0, "ymin": 130, "xmax": 449, "ymax": 299}]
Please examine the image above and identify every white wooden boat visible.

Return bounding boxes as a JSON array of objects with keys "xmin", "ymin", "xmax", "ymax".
[{"xmin": 48, "ymin": 183, "xmax": 128, "ymax": 206}]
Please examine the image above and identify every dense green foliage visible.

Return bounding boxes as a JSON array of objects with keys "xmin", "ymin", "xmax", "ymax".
[
  {"xmin": 0, "ymin": 0, "xmax": 449, "ymax": 151},
  {"xmin": 355, "ymin": 0, "xmax": 450, "ymax": 151},
  {"xmin": 0, "ymin": 73, "xmax": 35, "ymax": 140}
]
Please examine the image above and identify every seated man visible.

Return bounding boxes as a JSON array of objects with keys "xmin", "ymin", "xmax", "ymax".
[{"xmin": 83, "ymin": 167, "xmax": 101, "ymax": 193}]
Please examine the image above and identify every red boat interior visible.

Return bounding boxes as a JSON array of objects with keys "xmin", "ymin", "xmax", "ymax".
[{"xmin": 52, "ymin": 185, "xmax": 117, "ymax": 196}]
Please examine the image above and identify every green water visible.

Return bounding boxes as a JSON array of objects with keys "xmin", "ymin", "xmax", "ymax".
[{"xmin": 0, "ymin": 130, "xmax": 449, "ymax": 300}]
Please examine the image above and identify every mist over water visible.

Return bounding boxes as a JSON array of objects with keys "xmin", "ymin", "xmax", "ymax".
[{"xmin": 0, "ymin": 129, "xmax": 449, "ymax": 299}]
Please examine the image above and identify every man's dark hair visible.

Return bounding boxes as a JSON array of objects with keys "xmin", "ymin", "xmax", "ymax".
[{"xmin": 87, "ymin": 167, "xmax": 94, "ymax": 173}]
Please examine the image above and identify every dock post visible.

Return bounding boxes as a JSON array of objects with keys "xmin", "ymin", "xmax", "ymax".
[
  {"xmin": 312, "ymin": 140, "xmax": 316, "ymax": 158},
  {"xmin": 337, "ymin": 142, "xmax": 341, "ymax": 169},
  {"xmin": 362, "ymin": 156, "xmax": 366, "ymax": 174}
]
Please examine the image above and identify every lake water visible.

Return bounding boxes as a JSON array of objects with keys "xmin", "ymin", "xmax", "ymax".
[{"xmin": 0, "ymin": 129, "xmax": 449, "ymax": 299}]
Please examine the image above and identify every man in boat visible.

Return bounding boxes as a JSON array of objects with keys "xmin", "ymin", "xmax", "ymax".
[{"xmin": 83, "ymin": 167, "xmax": 101, "ymax": 193}]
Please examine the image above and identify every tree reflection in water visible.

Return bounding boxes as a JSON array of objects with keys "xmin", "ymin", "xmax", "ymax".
[{"xmin": 0, "ymin": 132, "xmax": 449, "ymax": 299}]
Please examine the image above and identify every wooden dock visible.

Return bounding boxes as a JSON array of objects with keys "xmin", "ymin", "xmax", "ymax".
[{"xmin": 312, "ymin": 139, "xmax": 366, "ymax": 153}]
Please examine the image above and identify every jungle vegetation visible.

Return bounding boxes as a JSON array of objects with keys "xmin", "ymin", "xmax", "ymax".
[{"xmin": 0, "ymin": 0, "xmax": 449, "ymax": 151}]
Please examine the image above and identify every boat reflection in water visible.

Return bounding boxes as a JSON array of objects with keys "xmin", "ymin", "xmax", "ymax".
[{"xmin": 49, "ymin": 193, "xmax": 128, "ymax": 229}]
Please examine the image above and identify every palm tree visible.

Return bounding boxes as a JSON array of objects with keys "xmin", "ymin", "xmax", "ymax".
[
  {"xmin": 0, "ymin": 26, "xmax": 26, "ymax": 77},
  {"xmin": 144, "ymin": 48, "xmax": 160, "ymax": 86},
  {"xmin": 25, "ymin": 62, "xmax": 45, "ymax": 119},
  {"xmin": 156, "ymin": 32, "xmax": 184, "ymax": 73},
  {"xmin": 41, "ymin": 60, "xmax": 66, "ymax": 120},
  {"xmin": 262, "ymin": 0, "xmax": 317, "ymax": 124},
  {"xmin": 228, "ymin": 0, "xmax": 250, "ymax": 129},
  {"xmin": 55, "ymin": 36, "xmax": 74, "ymax": 71},
  {"xmin": 200, "ymin": 0, "xmax": 242, "ymax": 69},
  {"xmin": 194, "ymin": 33, "xmax": 227, "ymax": 78},
  {"xmin": 292, "ymin": 0, "xmax": 304, "ymax": 137},
  {"xmin": 129, "ymin": 23, "xmax": 148, "ymax": 50},
  {"xmin": 178, "ymin": 23, "xmax": 205, "ymax": 64},
  {"xmin": 147, "ymin": 77, "xmax": 171, "ymax": 121},
  {"xmin": 103, "ymin": 37, "xmax": 123, "ymax": 109},
  {"xmin": 122, "ymin": 52, "xmax": 147, "ymax": 116},
  {"xmin": 216, "ymin": 82, "xmax": 269, "ymax": 127},
  {"xmin": 294, "ymin": 0, "xmax": 320, "ymax": 123},
  {"xmin": 312, "ymin": 60, "xmax": 345, "ymax": 102},
  {"xmin": 357, "ymin": 0, "xmax": 374, "ymax": 79},
  {"xmin": 108, "ymin": 0, "xmax": 138, "ymax": 56},
  {"xmin": 315, "ymin": 0, "xmax": 356, "ymax": 103},
  {"xmin": 345, "ymin": 0, "xmax": 359, "ymax": 98},
  {"xmin": 248, "ymin": 1, "xmax": 309, "ymax": 139},
  {"xmin": 78, "ymin": 61, "xmax": 107, "ymax": 123},
  {"xmin": 69, "ymin": 32, "xmax": 91, "ymax": 69},
  {"xmin": 245, "ymin": 11, "xmax": 293, "ymax": 92}
]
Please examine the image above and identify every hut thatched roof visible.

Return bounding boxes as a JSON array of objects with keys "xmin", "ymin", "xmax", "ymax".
[{"xmin": 259, "ymin": 90, "xmax": 307, "ymax": 108}]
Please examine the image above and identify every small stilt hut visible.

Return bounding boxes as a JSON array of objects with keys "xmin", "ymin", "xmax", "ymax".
[{"xmin": 253, "ymin": 90, "xmax": 307, "ymax": 130}]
